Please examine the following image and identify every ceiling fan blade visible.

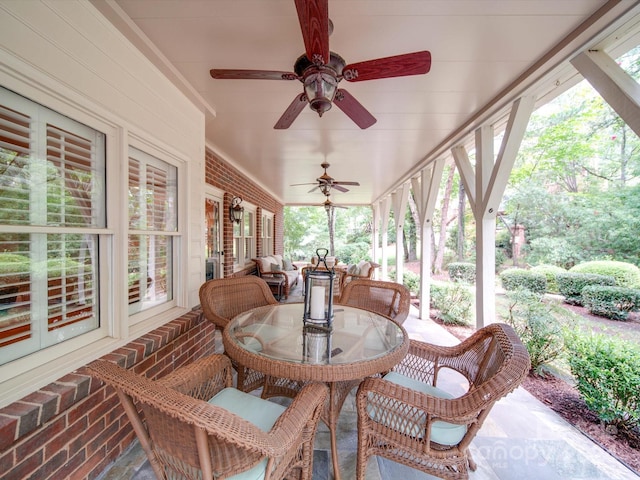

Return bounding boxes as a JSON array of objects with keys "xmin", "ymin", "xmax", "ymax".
[
  {"xmin": 274, "ymin": 93, "xmax": 308, "ymax": 129},
  {"xmin": 333, "ymin": 181, "xmax": 360, "ymax": 186},
  {"xmin": 290, "ymin": 182, "xmax": 318, "ymax": 186},
  {"xmin": 342, "ymin": 51, "xmax": 431, "ymax": 82},
  {"xmin": 334, "ymin": 89, "xmax": 376, "ymax": 129},
  {"xmin": 307, "ymin": 185, "xmax": 320, "ymax": 193},
  {"xmin": 294, "ymin": 0, "xmax": 329, "ymax": 64},
  {"xmin": 210, "ymin": 69, "xmax": 298, "ymax": 81},
  {"xmin": 332, "ymin": 184, "xmax": 349, "ymax": 193}
]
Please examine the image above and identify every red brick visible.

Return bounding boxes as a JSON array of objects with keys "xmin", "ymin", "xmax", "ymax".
[{"xmin": 0, "ymin": 414, "xmax": 18, "ymax": 450}]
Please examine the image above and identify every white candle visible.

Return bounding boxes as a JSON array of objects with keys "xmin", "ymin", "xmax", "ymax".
[{"xmin": 310, "ymin": 286, "xmax": 325, "ymax": 319}]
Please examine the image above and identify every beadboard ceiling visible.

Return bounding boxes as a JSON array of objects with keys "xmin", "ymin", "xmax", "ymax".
[{"xmin": 93, "ymin": 0, "xmax": 640, "ymax": 206}]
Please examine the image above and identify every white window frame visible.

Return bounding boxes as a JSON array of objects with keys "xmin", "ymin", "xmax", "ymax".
[
  {"xmin": 0, "ymin": 86, "xmax": 188, "ymax": 407},
  {"xmin": 262, "ymin": 210, "xmax": 274, "ymax": 256},
  {"xmin": 233, "ymin": 201, "xmax": 256, "ymax": 271}
]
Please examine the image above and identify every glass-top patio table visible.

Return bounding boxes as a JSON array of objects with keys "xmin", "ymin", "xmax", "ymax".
[{"xmin": 223, "ymin": 303, "xmax": 408, "ymax": 480}]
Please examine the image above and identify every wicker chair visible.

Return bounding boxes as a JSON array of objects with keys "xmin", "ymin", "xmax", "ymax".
[
  {"xmin": 355, "ymin": 322, "xmax": 531, "ymax": 479},
  {"xmin": 300, "ymin": 266, "xmax": 346, "ymax": 300},
  {"xmin": 338, "ymin": 279, "xmax": 411, "ymax": 325},
  {"xmin": 199, "ymin": 276, "xmax": 278, "ymax": 393},
  {"xmin": 88, "ymin": 356, "xmax": 327, "ymax": 480}
]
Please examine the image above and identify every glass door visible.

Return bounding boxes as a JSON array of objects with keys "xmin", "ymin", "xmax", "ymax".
[{"xmin": 205, "ymin": 194, "xmax": 223, "ymax": 280}]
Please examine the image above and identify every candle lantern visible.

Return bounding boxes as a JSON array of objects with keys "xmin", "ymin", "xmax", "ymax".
[
  {"xmin": 303, "ymin": 248, "xmax": 335, "ymax": 329},
  {"xmin": 303, "ymin": 325, "xmax": 332, "ymax": 364}
]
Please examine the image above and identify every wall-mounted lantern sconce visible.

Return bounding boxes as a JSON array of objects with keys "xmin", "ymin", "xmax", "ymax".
[{"xmin": 229, "ymin": 196, "xmax": 244, "ymax": 224}]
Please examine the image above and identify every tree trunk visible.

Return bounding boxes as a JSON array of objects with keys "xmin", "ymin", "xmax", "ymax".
[
  {"xmin": 406, "ymin": 193, "xmax": 419, "ymax": 261},
  {"xmin": 434, "ymin": 165, "xmax": 455, "ymax": 273},
  {"xmin": 327, "ymin": 206, "xmax": 336, "ymax": 256}
]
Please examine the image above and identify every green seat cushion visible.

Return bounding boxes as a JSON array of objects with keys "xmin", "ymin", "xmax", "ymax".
[
  {"xmin": 208, "ymin": 388, "xmax": 287, "ymax": 480},
  {"xmin": 366, "ymin": 371, "xmax": 466, "ymax": 446}
]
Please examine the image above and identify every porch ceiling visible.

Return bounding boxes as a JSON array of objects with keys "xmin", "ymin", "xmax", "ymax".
[{"xmin": 95, "ymin": 1, "xmax": 640, "ymax": 206}]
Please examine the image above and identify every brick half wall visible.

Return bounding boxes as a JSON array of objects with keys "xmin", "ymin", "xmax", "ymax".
[{"xmin": 0, "ymin": 309, "xmax": 216, "ymax": 480}]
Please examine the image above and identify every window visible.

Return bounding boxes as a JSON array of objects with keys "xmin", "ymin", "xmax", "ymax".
[
  {"xmin": 262, "ymin": 211, "xmax": 274, "ymax": 256},
  {"xmin": 232, "ymin": 203, "xmax": 255, "ymax": 269},
  {"xmin": 0, "ymin": 87, "xmax": 105, "ymax": 365},
  {"xmin": 128, "ymin": 148, "xmax": 177, "ymax": 316}
]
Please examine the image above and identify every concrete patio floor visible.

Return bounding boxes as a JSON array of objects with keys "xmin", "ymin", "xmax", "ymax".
[{"xmin": 99, "ymin": 288, "xmax": 639, "ymax": 480}]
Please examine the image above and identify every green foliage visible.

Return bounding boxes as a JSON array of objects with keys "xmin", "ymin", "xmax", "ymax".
[
  {"xmin": 530, "ymin": 264, "xmax": 566, "ymax": 294},
  {"xmin": 581, "ymin": 285, "xmax": 640, "ymax": 321},
  {"xmin": 335, "ymin": 242, "xmax": 370, "ymax": 266},
  {"xmin": 501, "ymin": 289, "xmax": 570, "ymax": 374},
  {"xmin": 447, "ymin": 262, "xmax": 475, "ymax": 283},
  {"xmin": 524, "ymin": 236, "xmax": 585, "ymax": 270},
  {"xmin": 0, "ymin": 253, "xmax": 30, "ymax": 275},
  {"xmin": 570, "ymin": 260, "xmax": 640, "ymax": 288},
  {"xmin": 499, "ymin": 268, "xmax": 547, "ymax": 295},
  {"xmin": 429, "ymin": 282, "xmax": 473, "ymax": 326},
  {"xmin": 565, "ymin": 332, "xmax": 640, "ymax": 432},
  {"xmin": 556, "ymin": 272, "xmax": 616, "ymax": 306},
  {"xmin": 388, "ymin": 270, "xmax": 420, "ymax": 295}
]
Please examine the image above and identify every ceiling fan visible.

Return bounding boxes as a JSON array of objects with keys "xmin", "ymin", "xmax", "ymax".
[
  {"xmin": 210, "ymin": 0, "xmax": 431, "ymax": 129},
  {"xmin": 321, "ymin": 195, "xmax": 347, "ymax": 211},
  {"xmin": 291, "ymin": 161, "xmax": 360, "ymax": 194}
]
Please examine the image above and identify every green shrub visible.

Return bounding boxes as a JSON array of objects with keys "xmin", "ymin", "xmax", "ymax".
[
  {"xmin": 447, "ymin": 262, "xmax": 476, "ymax": 283},
  {"xmin": 0, "ymin": 253, "xmax": 30, "ymax": 276},
  {"xmin": 581, "ymin": 285, "xmax": 640, "ymax": 321},
  {"xmin": 556, "ymin": 272, "xmax": 616, "ymax": 306},
  {"xmin": 570, "ymin": 260, "xmax": 640, "ymax": 288},
  {"xmin": 501, "ymin": 289, "xmax": 570, "ymax": 375},
  {"xmin": 430, "ymin": 282, "xmax": 473, "ymax": 326},
  {"xmin": 530, "ymin": 264, "xmax": 566, "ymax": 294},
  {"xmin": 565, "ymin": 332, "xmax": 640, "ymax": 432},
  {"xmin": 499, "ymin": 268, "xmax": 546, "ymax": 295},
  {"xmin": 387, "ymin": 270, "xmax": 420, "ymax": 295}
]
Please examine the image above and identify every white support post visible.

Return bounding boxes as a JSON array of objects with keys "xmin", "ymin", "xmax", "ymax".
[
  {"xmin": 380, "ymin": 197, "xmax": 391, "ymax": 280},
  {"xmin": 372, "ymin": 202, "xmax": 380, "ymax": 278},
  {"xmin": 391, "ymin": 184, "xmax": 410, "ymax": 285},
  {"xmin": 453, "ymin": 97, "xmax": 535, "ymax": 328},
  {"xmin": 411, "ymin": 159, "xmax": 445, "ymax": 320}
]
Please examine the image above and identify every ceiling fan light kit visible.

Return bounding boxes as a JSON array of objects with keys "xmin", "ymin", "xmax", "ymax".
[{"xmin": 209, "ymin": 0, "xmax": 431, "ymax": 129}]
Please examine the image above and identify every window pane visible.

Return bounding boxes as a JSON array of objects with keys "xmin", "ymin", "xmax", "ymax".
[
  {"xmin": 0, "ymin": 233, "xmax": 99, "ymax": 364},
  {"xmin": 0, "ymin": 104, "xmax": 31, "ymax": 226},
  {"xmin": 46, "ymin": 125, "xmax": 98, "ymax": 227},
  {"xmin": 128, "ymin": 150, "xmax": 177, "ymax": 232},
  {"xmin": 128, "ymin": 234, "xmax": 173, "ymax": 313}
]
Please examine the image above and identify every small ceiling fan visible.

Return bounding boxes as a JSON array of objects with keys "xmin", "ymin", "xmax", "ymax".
[
  {"xmin": 291, "ymin": 161, "xmax": 360, "ymax": 194},
  {"xmin": 320, "ymin": 195, "xmax": 347, "ymax": 211},
  {"xmin": 210, "ymin": 0, "xmax": 431, "ymax": 129}
]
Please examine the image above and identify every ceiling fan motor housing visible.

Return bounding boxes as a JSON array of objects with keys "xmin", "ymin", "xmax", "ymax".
[{"xmin": 295, "ymin": 52, "xmax": 346, "ymax": 116}]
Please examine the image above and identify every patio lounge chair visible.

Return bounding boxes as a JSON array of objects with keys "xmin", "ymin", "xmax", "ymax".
[
  {"xmin": 199, "ymin": 276, "xmax": 277, "ymax": 393},
  {"xmin": 88, "ymin": 356, "xmax": 327, "ymax": 480},
  {"xmin": 338, "ymin": 278, "xmax": 411, "ymax": 325},
  {"xmin": 355, "ymin": 322, "xmax": 530, "ymax": 479}
]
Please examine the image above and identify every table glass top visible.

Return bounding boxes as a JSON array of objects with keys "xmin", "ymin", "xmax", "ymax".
[{"xmin": 227, "ymin": 303, "xmax": 405, "ymax": 366}]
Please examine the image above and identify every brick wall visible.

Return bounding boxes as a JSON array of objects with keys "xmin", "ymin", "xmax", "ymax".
[
  {"xmin": 0, "ymin": 310, "xmax": 216, "ymax": 480},
  {"xmin": 204, "ymin": 149, "xmax": 284, "ymax": 277}
]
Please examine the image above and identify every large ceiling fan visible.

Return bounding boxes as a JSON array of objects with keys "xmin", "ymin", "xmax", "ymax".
[
  {"xmin": 291, "ymin": 161, "xmax": 359, "ymax": 194},
  {"xmin": 210, "ymin": 0, "xmax": 431, "ymax": 129}
]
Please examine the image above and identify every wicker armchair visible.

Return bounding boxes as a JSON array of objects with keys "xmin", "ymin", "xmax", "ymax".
[
  {"xmin": 199, "ymin": 276, "xmax": 278, "ymax": 392},
  {"xmin": 88, "ymin": 356, "xmax": 327, "ymax": 480},
  {"xmin": 338, "ymin": 279, "xmax": 411, "ymax": 325},
  {"xmin": 356, "ymin": 322, "xmax": 530, "ymax": 479},
  {"xmin": 300, "ymin": 266, "xmax": 346, "ymax": 300}
]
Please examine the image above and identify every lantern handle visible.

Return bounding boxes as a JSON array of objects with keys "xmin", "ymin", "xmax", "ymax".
[{"xmin": 315, "ymin": 248, "xmax": 332, "ymax": 271}]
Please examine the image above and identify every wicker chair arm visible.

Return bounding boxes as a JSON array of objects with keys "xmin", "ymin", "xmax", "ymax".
[
  {"xmin": 267, "ymin": 382, "xmax": 328, "ymax": 454},
  {"xmin": 157, "ymin": 355, "xmax": 233, "ymax": 400}
]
